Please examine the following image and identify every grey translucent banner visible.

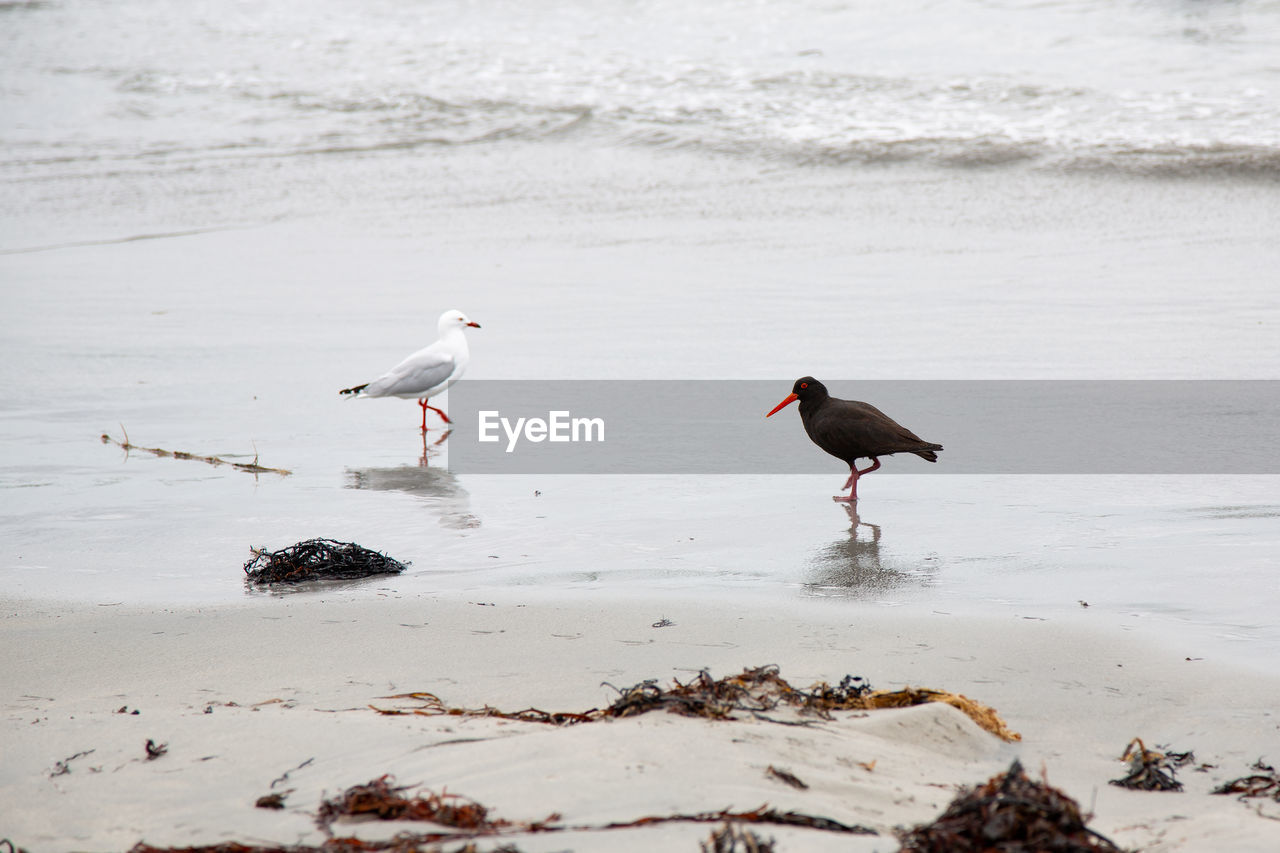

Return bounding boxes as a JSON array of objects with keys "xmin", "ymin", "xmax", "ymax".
[{"xmin": 445, "ymin": 380, "xmax": 1280, "ymax": 474}]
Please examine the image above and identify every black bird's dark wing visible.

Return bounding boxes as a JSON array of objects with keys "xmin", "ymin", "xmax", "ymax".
[{"xmin": 803, "ymin": 399, "xmax": 942, "ymax": 464}]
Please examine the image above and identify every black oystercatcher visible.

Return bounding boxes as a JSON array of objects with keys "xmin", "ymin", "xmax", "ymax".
[{"xmin": 767, "ymin": 377, "xmax": 943, "ymax": 502}]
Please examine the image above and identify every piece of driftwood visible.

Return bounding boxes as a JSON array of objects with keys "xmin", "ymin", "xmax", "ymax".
[
  {"xmin": 243, "ymin": 539, "xmax": 408, "ymax": 584},
  {"xmin": 102, "ymin": 428, "xmax": 291, "ymax": 476},
  {"xmin": 371, "ymin": 665, "xmax": 1021, "ymax": 742},
  {"xmin": 898, "ymin": 759, "xmax": 1123, "ymax": 852}
]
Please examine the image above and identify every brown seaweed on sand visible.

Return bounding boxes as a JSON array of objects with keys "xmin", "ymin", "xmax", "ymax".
[
  {"xmin": 131, "ymin": 779, "xmax": 877, "ymax": 852},
  {"xmin": 244, "ymin": 539, "xmax": 408, "ymax": 584},
  {"xmin": 49, "ymin": 749, "xmax": 95, "ymax": 777},
  {"xmin": 600, "ymin": 805, "xmax": 875, "ymax": 834},
  {"xmin": 897, "ymin": 759, "xmax": 1124, "ymax": 853},
  {"xmin": 765, "ymin": 765, "xmax": 809, "ymax": 790},
  {"xmin": 131, "ymin": 842, "xmax": 526, "ymax": 853},
  {"xmin": 254, "ymin": 792, "xmax": 289, "ymax": 810},
  {"xmin": 700, "ymin": 821, "xmax": 776, "ymax": 852},
  {"xmin": 139, "ymin": 777, "xmax": 539, "ymax": 850},
  {"xmin": 372, "ymin": 664, "xmax": 1021, "ymax": 742},
  {"xmin": 1109, "ymin": 738, "xmax": 1187, "ymax": 792},
  {"xmin": 318, "ymin": 777, "xmax": 877, "ymax": 835},
  {"xmin": 314, "ymin": 775, "xmax": 875, "ymax": 837},
  {"xmin": 316, "ymin": 774, "xmax": 529, "ymax": 832},
  {"xmin": 1212, "ymin": 758, "xmax": 1280, "ymax": 802}
]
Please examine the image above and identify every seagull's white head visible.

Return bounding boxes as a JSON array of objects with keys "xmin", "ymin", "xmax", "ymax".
[{"xmin": 438, "ymin": 309, "xmax": 481, "ymax": 333}]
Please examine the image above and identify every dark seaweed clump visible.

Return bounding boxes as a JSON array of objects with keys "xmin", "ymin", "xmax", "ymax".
[
  {"xmin": 898, "ymin": 760, "xmax": 1124, "ymax": 852},
  {"xmin": 1109, "ymin": 738, "xmax": 1189, "ymax": 792},
  {"xmin": 316, "ymin": 775, "xmax": 502, "ymax": 830},
  {"xmin": 244, "ymin": 539, "xmax": 408, "ymax": 584}
]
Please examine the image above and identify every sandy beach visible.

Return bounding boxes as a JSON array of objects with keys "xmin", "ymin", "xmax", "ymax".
[{"xmin": 3, "ymin": 592, "xmax": 1278, "ymax": 851}]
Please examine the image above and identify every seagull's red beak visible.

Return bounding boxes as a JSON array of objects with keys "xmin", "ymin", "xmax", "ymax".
[
  {"xmin": 466, "ymin": 321, "xmax": 481, "ymax": 328},
  {"xmin": 766, "ymin": 392, "xmax": 799, "ymax": 417}
]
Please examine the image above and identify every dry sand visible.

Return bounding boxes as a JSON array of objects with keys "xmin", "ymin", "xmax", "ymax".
[{"xmin": 2, "ymin": 592, "xmax": 1278, "ymax": 852}]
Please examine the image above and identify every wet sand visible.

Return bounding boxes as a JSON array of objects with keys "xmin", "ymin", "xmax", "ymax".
[{"xmin": 3, "ymin": 148, "xmax": 1279, "ymax": 657}]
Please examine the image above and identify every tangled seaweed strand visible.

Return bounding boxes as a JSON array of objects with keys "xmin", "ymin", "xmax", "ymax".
[
  {"xmin": 1109, "ymin": 738, "xmax": 1186, "ymax": 792},
  {"xmin": 601, "ymin": 667, "xmax": 872, "ymax": 721},
  {"xmin": 131, "ymin": 774, "xmax": 877, "ymax": 853},
  {"xmin": 131, "ymin": 843, "xmax": 525, "ymax": 853},
  {"xmin": 1213, "ymin": 758, "xmax": 1280, "ymax": 802},
  {"xmin": 244, "ymin": 539, "xmax": 408, "ymax": 584},
  {"xmin": 898, "ymin": 759, "xmax": 1123, "ymax": 853},
  {"xmin": 373, "ymin": 664, "xmax": 1021, "ymax": 742},
  {"xmin": 370, "ymin": 690, "xmax": 597, "ymax": 726},
  {"xmin": 317, "ymin": 775, "xmax": 506, "ymax": 830},
  {"xmin": 701, "ymin": 821, "xmax": 776, "ymax": 853},
  {"xmin": 599, "ymin": 805, "xmax": 875, "ymax": 835},
  {"xmin": 316, "ymin": 777, "xmax": 876, "ymax": 836},
  {"xmin": 102, "ymin": 430, "xmax": 290, "ymax": 476},
  {"xmin": 604, "ymin": 668, "xmax": 776, "ymax": 720}
]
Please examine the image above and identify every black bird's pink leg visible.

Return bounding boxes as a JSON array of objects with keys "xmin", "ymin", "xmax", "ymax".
[
  {"xmin": 834, "ymin": 465, "xmax": 859, "ymax": 502},
  {"xmin": 833, "ymin": 458, "xmax": 881, "ymax": 503}
]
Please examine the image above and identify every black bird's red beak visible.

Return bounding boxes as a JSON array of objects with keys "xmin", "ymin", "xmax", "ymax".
[{"xmin": 766, "ymin": 392, "xmax": 799, "ymax": 417}]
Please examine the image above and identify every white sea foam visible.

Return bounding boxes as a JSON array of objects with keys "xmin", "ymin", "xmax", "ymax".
[{"xmin": 4, "ymin": 0, "xmax": 1280, "ymax": 179}]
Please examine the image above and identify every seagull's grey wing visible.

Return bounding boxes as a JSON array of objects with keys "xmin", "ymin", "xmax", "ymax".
[{"xmin": 363, "ymin": 347, "xmax": 456, "ymax": 398}]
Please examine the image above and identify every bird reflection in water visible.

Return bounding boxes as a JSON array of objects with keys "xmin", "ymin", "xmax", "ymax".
[
  {"xmin": 345, "ymin": 441, "xmax": 479, "ymax": 530},
  {"xmin": 805, "ymin": 504, "xmax": 926, "ymax": 596},
  {"xmin": 419, "ymin": 427, "xmax": 451, "ymax": 467}
]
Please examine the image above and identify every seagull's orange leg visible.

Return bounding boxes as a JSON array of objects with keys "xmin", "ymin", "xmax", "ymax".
[{"xmin": 417, "ymin": 398, "xmax": 451, "ymax": 430}]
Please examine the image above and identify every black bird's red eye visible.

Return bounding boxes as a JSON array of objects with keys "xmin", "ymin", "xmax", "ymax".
[{"xmin": 800, "ymin": 382, "xmax": 808, "ymax": 389}]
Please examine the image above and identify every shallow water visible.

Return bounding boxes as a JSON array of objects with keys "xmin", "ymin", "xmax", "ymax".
[{"xmin": 2, "ymin": 2, "xmax": 1278, "ymax": 673}]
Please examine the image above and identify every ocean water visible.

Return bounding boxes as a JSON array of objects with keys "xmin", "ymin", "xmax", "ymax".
[
  {"xmin": 6, "ymin": 0, "xmax": 1280, "ymax": 187},
  {"xmin": 2, "ymin": 1, "xmax": 1278, "ymax": 669}
]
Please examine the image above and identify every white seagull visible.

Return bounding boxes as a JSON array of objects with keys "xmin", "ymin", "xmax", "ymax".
[{"xmin": 340, "ymin": 309, "xmax": 480, "ymax": 431}]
